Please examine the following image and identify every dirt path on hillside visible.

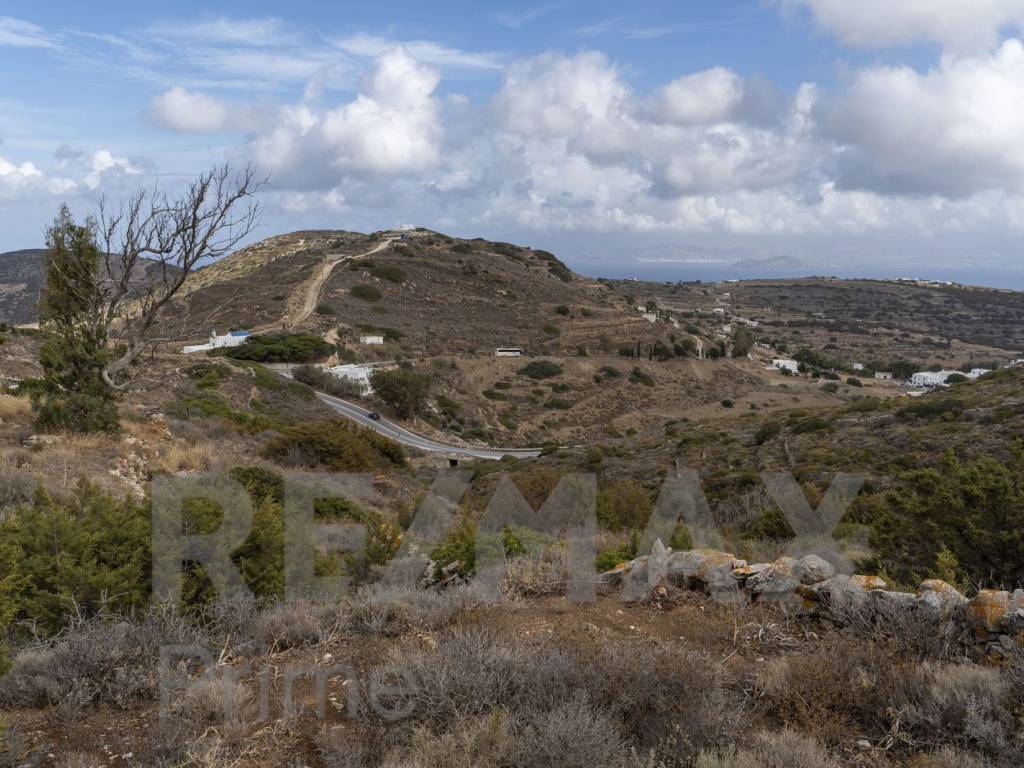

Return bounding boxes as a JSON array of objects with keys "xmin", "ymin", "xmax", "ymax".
[{"xmin": 286, "ymin": 238, "xmax": 394, "ymax": 328}]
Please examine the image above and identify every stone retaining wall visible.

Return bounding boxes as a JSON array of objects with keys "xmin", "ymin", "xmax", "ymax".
[{"xmin": 603, "ymin": 543, "xmax": 1024, "ymax": 657}]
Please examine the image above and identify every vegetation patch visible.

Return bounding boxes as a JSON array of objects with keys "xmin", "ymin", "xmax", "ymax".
[
  {"xmin": 262, "ymin": 420, "xmax": 405, "ymax": 471},
  {"xmin": 519, "ymin": 360, "xmax": 563, "ymax": 379},
  {"xmin": 350, "ymin": 284, "xmax": 382, "ymax": 302},
  {"xmin": 222, "ymin": 332, "xmax": 334, "ymax": 364}
]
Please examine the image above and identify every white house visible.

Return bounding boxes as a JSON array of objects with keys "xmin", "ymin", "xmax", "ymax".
[
  {"xmin": 852, "ymin": 362, "xmax": 865, "ymax": 371},
  {"xmin": 712, "ymin": 307, "xmax": 725, "ymax": 315},
  {"xmin": 396, "ymin": 223, "xmax": 416, "ymax": 231},
  {"xmin": 359, "ymin": 335, "xmax": 385, "ymax": 345},
  {"xmin": 495, "ymin": 348, "xmax": 523, "ymax": 357},
  {"xmin": 641, "ymin": 312, "xmax": 657, "ymax": 323},
  {"xmin": 967, "ymin": 368, "xmax": 991, "ymax": 379},
  {"xmin": 771, "ymin": 358, "xmax": 800, "ymax": 373},
  {"xmin": 874, "ymin": 371, "xmax": 893, "ymax": 381},
  {"xmin": 183, "ymin": 329, "xmax": 252, "ymax": 354},
  {"xmin": 911, "ymin": 370, "xmax": 959, "ymax": 388}
]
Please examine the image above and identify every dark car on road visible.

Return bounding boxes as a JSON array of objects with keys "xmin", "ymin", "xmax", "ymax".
[{"xmin": 366, "ymin": 412, "xmax": 382, "ymax": 421}]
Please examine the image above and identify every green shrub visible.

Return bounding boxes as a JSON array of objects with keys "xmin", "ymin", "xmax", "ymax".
[
  {"xmin": 483, "ymin": 389, "xmax": 507, "ymax": 401},
  {"xmin": 721, "ymin": 399, "xmax": 734, "ymax": 408},
  {"xmin": 314, "ymin": 302, "xmax": 335, "ymax": 316},
  {"xmin": 262, "ymin": 420, "xmax": 405, "ymax": 471},
  {"xmin": 166, "ymin": 390, "xmax": 279, "ymax": 433},
  {"xmin": 900, "ymin": 398, "xmax": 963, "ymax": 420},
  {"xmin": 846, "ymin": 377, "xmax": 863, "ymax": 387},
  {"xmin": 597, "ymin": 480, "xmax": 652, "ymax": 531},
  {"xmin": 0, "ymin": 482, "xmax": 150, "ymax": 635},
  {"xmin": 554, "ymin": 305, "xmax": 571, "ymax": 316},
  {"xmin": 370, "ymin": 265, "xmax": 407, "ymax": 284},
  {"xmin": 629, "ymin": 367, "xmax": 654, "ymax": 387},
  {"xmin": 223, "ymin": 332, "xmax": 333, "ymax": 364},
  {"xmin": 350, "ymin": 284, "xmax": 382, "ymax": 302},
  {"xmin": 519, "ymin": 360, "xmax": 563, "ymax": 379},
  {"xmin": 430, "ymin": 520, "xmax": 478, "ymax": 577},
  {"xmin": 370, "ymin": 368, "xmax": 432, "ymax": 417},
  {"xmin": 823, "ymin": 382, "xmax": 840, "ymax": 394},
  {"xmin": 792, "ymin": 416, "xmax": 830, "ymax": 434},
  {"xmin": 753, "ymin": 421, "xmax": 781, "ymax": 445},
  {"xmin": 542, "ymin": 323, "xmax": 561, "ymax": 337},
  {"xmin": 544, "ymin": 398, "xmax": 572, "ymax": 410},
  {"xmin": 184, "ymin": 362, "xmax": 231, "ymax": 390}
]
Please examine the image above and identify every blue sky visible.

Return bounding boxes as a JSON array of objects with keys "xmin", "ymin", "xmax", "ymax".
[{"xmin": 4, "ymin": 1, "xmax": 1024, "ymax": 277}]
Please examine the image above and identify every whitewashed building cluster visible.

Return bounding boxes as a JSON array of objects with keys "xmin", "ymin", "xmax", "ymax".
[{"xmin": 183, "ymin": 330, "xmax": 252, "ymax": 354}]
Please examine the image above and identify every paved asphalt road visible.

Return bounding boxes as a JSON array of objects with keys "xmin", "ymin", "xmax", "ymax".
[{"xmin": 316, "ymin": 392, "xmax": 542, "ymax": 461}]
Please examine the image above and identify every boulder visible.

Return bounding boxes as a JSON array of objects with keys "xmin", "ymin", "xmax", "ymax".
[
  {"xmin": 968, "ymin": 590, "xmax": 1011, "ymax": 635},
  {"xmin": 869, "ymin": 590, "xmax": 918, "ymax": 610},
  {"xmin": 666, "ymin": 549, "xmax": 744, "ymax": 587},
  {"xmin": 747, "ymin": 556, "xmax": 801, "ymax": 597},
  {"xmin": 917, "ymin": 579, "xmax": 967, "ymax": 613},
  {"xmin": 850, "ymin": 575, "xmax": 888, "ymax": 592},
  {"xmin": 22, "ymin": 433, "xmax": 60, "ymax": 448},
  {"xmin": 621, "ymin": 540, "xmax": 671, "ymax": 603},
  {"xmin": 794, "ymin": 554, "xmax": 834, "ymax": 585},
  {"xmin": 1002, "ymin": 589, "xmax": 1024, "ymax": 633},
  {"xmin": 799, "ymin": 574, "xmax": 887, "ymax": 612}
]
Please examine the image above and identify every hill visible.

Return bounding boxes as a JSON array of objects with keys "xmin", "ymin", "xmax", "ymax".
[
  {"xmin": 0, "ymin": 249, "xmax": 46, "ymax": 325},
  {"xmin": 0, "ymin": 248, "xmax": 181, "ymax": 326}
]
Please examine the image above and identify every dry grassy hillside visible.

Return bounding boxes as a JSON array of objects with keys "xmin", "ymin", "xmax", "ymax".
[
  {"xmin": 614, "ymin": 277, "xmax": 1023, "ymax": 369},
  {"xmin": 312, "ymin": 234, "xmax": 635, "ymax": 356}
]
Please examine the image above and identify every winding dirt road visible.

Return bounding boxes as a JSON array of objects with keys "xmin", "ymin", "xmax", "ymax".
[{"xmin": 286, "ymin": 237, "xmax": 395, "ymax": 327}]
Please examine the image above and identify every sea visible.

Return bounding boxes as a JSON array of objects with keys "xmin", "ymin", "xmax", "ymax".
[{"xmin": 571, "ymin": 261, "xmax": 1024, "ymax": 291}]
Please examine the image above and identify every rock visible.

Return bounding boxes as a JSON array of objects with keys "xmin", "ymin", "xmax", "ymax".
[
  {"xmin": 800, "ymin": 574, "xmax": 887, "ymax": 612},
  {"xmin": 869, "ymin": 590, "xmax": 918, "ymax": 610},
  {"xmin": 1001, "ymin": 589, "xmax": 1024, "ymax": 633},
  {"xmin": 22, "ymin": 433, "xmax": 60, "ymax": 448},
  {"xmin": 856, "ymin": 739, "xmax": 872, "ymax": 751},
  {"xmin": 917, "ymin": 579, "xmax": 967, "ymax": 612},
  {"xmin": 794, "ymin": 554, "xmax": 834, "ymax": 585},
  {"xmin": 969, "ymin": 590, "xmax": 1011, "ymax": 635},
  {"xmin": 620, "ymin": 540, "xmax": 672, "ymax": 602},
  {"xmin": 731, "ymin": 562, "xmax": 772, "ymax": 586},
  {"xmin": 747, "ymin": 557, "xmax": 801, "ymax": 597},
  {"xmin": 667, "ymin": 549, "xmax": 744, "ymax": 587},
  {"xmin": 850, "ymin": 574, "xmax": 888, "ymax": 591}
]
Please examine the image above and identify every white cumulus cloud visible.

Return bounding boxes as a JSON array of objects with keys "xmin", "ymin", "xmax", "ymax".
[
  {"xmin": 787, "ymin": 0, "xmax": 1024, "ymax": 51},
  {"xmin": 148, "ymin": 87, "xmax": 232, "ymax": 132},
  {"xmin": 249, "ymin": 47, "xmax": 443, "ymax": 181},
  {"xmin": 823, "ymin": 39, "xmax": 1024, "ymax": 196}
]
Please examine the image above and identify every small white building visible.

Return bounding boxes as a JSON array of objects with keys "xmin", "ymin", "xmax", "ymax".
[
  {"xmin": 712, "ymin": 307, "xmax": 725, "ymax": 315},
  {"xmin": 771, "ymin": 358, "xmax": 800, "ymax": 374},
  {"xmin": 722, "ymin": 323, "xmax": 732, "ymax": 335},
  {"xmin": 874, "ymin": 371, "xmax": 893, "ymax": 381},
  {"xmin": 967, "ymin": 368, "xmax": 991, "ymax": 379},
  {"xmin": 495, "ymin": 348, "xmax": 523, "ymax": 357},
  {"xmin": 183, "ymin": 329, "xmax": 252, "ymax": 354},
  {"xmin": 852, "ymin": 362, "xmax": 865, "ymax": 371},
  {"xmin": 396, "ymin": 223, "xmax": 416, "ymax": 231},
  {"xmin": 359, "ymin": 335, "xmax": 385, "ymax": 345},
  {"xmin": 911, "ymin": 370, "xmax": 959, "ymax": 388},
  {"xmin": 641, "ymin": 312, "xmax": 657, "ymax": 323}
]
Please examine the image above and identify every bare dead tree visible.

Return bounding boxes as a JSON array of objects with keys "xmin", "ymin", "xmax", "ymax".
[{"xmin": 95, "ymin": 163, "xmax": 265, "ymax": 388}]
